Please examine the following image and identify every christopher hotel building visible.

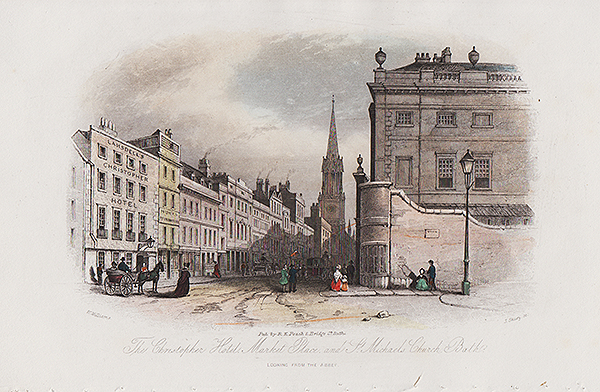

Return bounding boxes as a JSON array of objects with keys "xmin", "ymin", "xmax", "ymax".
[{"xmin": 71, "ymin": 121, "xmax": 159, "ymax": 282}]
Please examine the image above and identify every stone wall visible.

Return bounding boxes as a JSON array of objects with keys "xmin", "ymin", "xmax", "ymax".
[
  {"xmin": 390, "ymin": 188, "xmax": 536, "ymax": 290},
  {"xmin": 359, "ymin": 181, "xmax": 536, "ymax": 289}
]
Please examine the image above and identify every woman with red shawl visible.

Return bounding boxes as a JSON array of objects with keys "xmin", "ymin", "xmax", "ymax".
[{"xmin": 331, "ymin": 265, "xmax": 342, "ymax": 291}]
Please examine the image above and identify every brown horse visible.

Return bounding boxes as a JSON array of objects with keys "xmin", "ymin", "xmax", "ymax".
[{"xmin": 138, "ymin": 261, "xmax": 164, "ymax": 294}]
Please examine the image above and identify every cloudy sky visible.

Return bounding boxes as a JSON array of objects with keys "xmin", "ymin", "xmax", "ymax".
[{"xmin": 78, "ymin": 31, "xmax": 515, "ymax": 219}]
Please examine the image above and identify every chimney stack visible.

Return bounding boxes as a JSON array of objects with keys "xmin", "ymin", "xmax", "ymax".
[
  {"xmin": 198, "ymin": 157, "xmax": 210, "ymax": 177},
  {"xmin": 414, "ymin": 52, "xmax": 431, "ymax": 64},
  {"xmin": 441, "ymin": 47, "xmax": 452, "ymax": 63}
]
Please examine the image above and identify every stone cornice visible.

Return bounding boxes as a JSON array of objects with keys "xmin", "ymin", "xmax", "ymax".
[{"xmin": 367, "ymin": 83, "xmax": 529, "ymax": 95}]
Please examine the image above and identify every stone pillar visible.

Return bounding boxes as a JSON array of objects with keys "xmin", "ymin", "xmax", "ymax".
[
  {"xmin": 352, "ymin": 155, "xmax": 368, "ymax": 285},
  {"xmin": 358, "ymin": 181, "xmax": 392, "ymax": 288}
]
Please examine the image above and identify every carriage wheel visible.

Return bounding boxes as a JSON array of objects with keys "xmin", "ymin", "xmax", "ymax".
[
  {"xmin": 120, "ymin": 274, "xmax": 134, "ymax": 297},
  {"xmin": 104, "ymin": 277, "xmax": 116, "ymax": 295}
]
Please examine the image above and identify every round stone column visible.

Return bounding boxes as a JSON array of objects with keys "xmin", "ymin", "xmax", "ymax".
[{"xmin": 358, "ymin": 181, "xmax": 392, "ymax": 288}]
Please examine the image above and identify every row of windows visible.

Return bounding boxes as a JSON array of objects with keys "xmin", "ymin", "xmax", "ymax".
[
  {"xmin": 180, "ymin": 226, "xmax": 220, "ymax": 248},
  {"xmin": 98, "ymin": 170, "xmax": 148, "ymax": 201},
  {"xmin": 237, "ymin": 222, "xmax": 249, "ymax": 241},
  {"xmin": 97, "ymin": 251, "xmax": 133, "ymax": 269},
  {"xmin": 253, "ymin": 209, "xmax": 268, "ymax": 220},
  {"xmin": 221, "ymin": 193, "xmax": 251, "ymax": 213},
  {"xmin": 97, "ymin": 206, "xmax": 147, "ymax": 241},
  {"xmin": 98, "ymin": 144, "xmax": 148, "ymax": 174},
  {"xmin": 205, "ymin": 206, "xmax": 218, "ymax": 222},
  {"xmin": 395, "ymin": 111, "xmax": 493, "ymax": 128},
  {"xmin": 206, "ymin": 228, "xmax": 218, "ymax": 248},
  {"xmin": 236, "ymin": 199, "xmax": 250, "ymax": 213},
  {"xmin": 252, "ymin": 217, "xmax": 270, "ymax": 232},
  {"xmin": 162, "ymin": 165, "xmax": 177, "ymax": 182},
  {"xmin": 270, "ymin": 200, "xmax": 282, "ymax": 216},
  {"xmin": 182, "ymin": 197, "xmax": 225, "ymax": 226},
  {"xmin": 395, "ymin": 154, "xmax": 492, "ymax": 190},
  {"xmin": 182, "ymin": 198, "xmax": 199, "ymax": 216},
  {"xmin": 94, "ymin": 199, "xmax": 306, "ymax": 246},
  {"xmin": 228, "ymin": 218, "xmax": 250, "ymax": 241},
  {"xmin": 161, "ymin": 226, "xmax": 177, "ymax": 245},
  {"xmin": 163, "ymin": 191, "xmax": 176, "ymax": 209}
]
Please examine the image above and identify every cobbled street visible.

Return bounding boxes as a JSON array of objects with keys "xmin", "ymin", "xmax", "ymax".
[{"xmin": 84, "ymin": 275, "xmax": 533, "ymax": 329}]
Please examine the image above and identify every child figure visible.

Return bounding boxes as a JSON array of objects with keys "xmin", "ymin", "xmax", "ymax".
[{"xmin": 340, "ymin": 275, "xmax": 349, "ymax": 292}]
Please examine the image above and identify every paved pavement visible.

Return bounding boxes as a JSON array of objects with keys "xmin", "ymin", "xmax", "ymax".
[{"xmin": 321, "ymin": 279, "xmax": 535, "ymax": 313}]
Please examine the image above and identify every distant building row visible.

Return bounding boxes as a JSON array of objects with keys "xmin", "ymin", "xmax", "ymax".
[{"xmin": 69, "ymin": 123, "xmax": 316, "ymax": 282}]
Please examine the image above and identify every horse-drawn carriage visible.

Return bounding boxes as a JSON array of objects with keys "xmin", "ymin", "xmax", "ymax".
[
  {"xmin": 251, "ymin": 255, "xmax": 274, "ymax": 276},
  {"xmin": 251, "ymin": 261, "xmax": 273, "ymax": 276},
  {"xmin": 103, "ymin": 269, "xmax": 137, "ymax": 296},
  {"xmin": 103, "ymin": 261, "xmax": 164, "ymax": 297}
]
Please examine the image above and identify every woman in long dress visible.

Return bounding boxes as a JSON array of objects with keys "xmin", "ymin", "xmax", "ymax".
[
  {"xmin": 153, "ymin": 263, "xmax": 190, "ymax": 298},
  {"xmin": 279, "ymin": 266, "xmax": 289, "ymax": 292},
  {"xmin": 172, "ymin": 264, "xmax": 191, "ymax": 297},
  {"xmin": 331, "ymin": 265, "xmax": 342, "ymax": 291},
  {"xmin": 415, "ymin": 268, "xmax": 429, "ymax": 291}
]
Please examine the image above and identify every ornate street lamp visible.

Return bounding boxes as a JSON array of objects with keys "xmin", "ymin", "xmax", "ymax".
[
  {"xmin": 137, "ymin": 236, "xmax": 155, "ymax": 252},
  {"xmin": 459, "ymin": 150, "xmax": 475, "ymax": 295}
]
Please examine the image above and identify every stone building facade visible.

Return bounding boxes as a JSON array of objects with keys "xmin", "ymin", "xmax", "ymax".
[
  {"xmin": 367, "ymin": 46, "xmax": 534, "ymax": 226},
  {"xmin": 179, "ymin": 161, "xmax": 222, "ymax": 277},
  {"xmin": 357, "ymin": 46, "xmax": 536, "ymax": 288},
  {"xmin": 252, "ymin": 179, "xmax": 315, "ymax": 270},
  {"xmin": 71, "ymin": 120, "xmax": 159, "ymax": 283},
  {"xmin": 71, "ymin": 123, "xmax": 316, "ymax": 282},
  {"xmin": 128, "ymin": 129, "xmax": 182, "ymax": 278},
  {"xmin": 212, "ymin": 173, "xmax": 253, "ymax": 273}
]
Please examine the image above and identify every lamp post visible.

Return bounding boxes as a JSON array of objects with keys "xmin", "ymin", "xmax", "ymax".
[
  {"xmin": 137, "ymin": 236, "xmax": 155, "ymax": 252},
  {"xmin": 459, "ymin": 150, "xmax": 475, "ymax": 295}
]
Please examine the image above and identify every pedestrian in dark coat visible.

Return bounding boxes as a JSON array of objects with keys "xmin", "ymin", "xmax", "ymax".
[
  {"xmin": 152, "ymin": 263, "xmax": 191, "ymax": 298},
  {"xmin": 347, "ymin": 261, "xmax": 355, "ymax": 285},
  {"xmin": 288, "ymin": 265, "xmax": 298, "ymax": 292},
  {"xmin": 89, "ymin": 266, "xmax": 97, "ymax": 284},
  {"xmin": 427, "ymin": 260, "xmax": 437, "ymax": 290}
]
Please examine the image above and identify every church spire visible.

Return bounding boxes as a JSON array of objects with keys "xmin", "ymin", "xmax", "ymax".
[{"xmin": 326, "ymin": 95, "xmax": 340, "ymax": 158}]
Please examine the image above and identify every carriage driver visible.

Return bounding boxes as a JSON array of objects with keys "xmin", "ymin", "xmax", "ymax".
[{"xmin": 118, "ymin": 257, "xmax": 131, "ymax": 273}]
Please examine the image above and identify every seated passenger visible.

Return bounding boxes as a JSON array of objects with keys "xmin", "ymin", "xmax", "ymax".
[{"xmin": 117, "ymin": 257, "xmax": 131, "ymax": 273}]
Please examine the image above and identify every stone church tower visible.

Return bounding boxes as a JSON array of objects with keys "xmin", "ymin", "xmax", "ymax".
[{"xmin": 318, "ymin": 96, "xmax": 346, "ymax": 257}]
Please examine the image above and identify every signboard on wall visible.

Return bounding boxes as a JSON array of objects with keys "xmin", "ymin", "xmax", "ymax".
[{"xmin": 424, "ymin": 229, "xmax": 440, "ymax": 238}]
